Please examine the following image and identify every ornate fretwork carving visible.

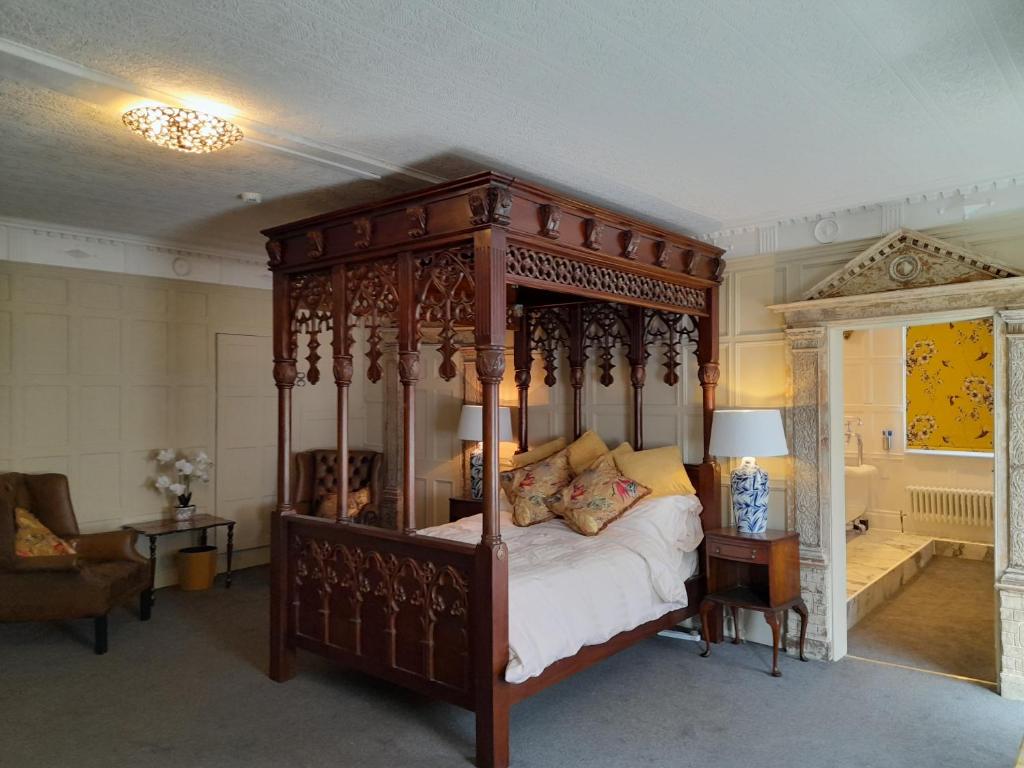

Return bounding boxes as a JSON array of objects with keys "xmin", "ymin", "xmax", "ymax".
[
  {"xmin": 583, "ymin": 303, "xmax": 629, "ymax": 387},
  {"xmin": 266, "ymin": 240, "xmax": 283, "ymax": 267},
  {"xmin": 469, "ymin": 186, "xmax": 513, "ymax": 226},
  {"xmin": 407, "ymin": 206, "xmax": 428, "ymax": 238},
  {"xmin": 352, "ymin": 217, "xmax": 372, "ymax": 249},
  {"xmin": 307, "ymin": 230, "xmax": 325, "ymax": 260},
  {"xmin": 416, "ymin": 248, "xmax": 475, "ymax": 381},
  {"xmin": 539, "ymin": 204, "xmax": 561, "ymax": 239},
  {"xmin": 621, "ymin": 229, "xmax": 639, "ymax": 260},
  {"xmin": 506, "ymin": 246, "xmax": 706, "ymax": 312},
  {"xmin": 584, "ymin": 218, "xmax": 604, "ymax": 250},
  {"xmin": 290, "ymin": 534, "xmax": 470, "ymax": 690},
  {"xmin": 289, "ymin": 271, "xmax": 333, "ymax": 385},
  {"xmin": 654, "ymin": 240, "xmax": 668, "ymax": 268},
  {"xmin": 644, "ymin": 309, "xmax": 698, "ymax": 385},
  {"xmin": 347, "ymin": 259, "xmax": 399, "ymax": 382},
  {"xmin": 527, "ymin": 306, "xmax": 570, "ymax": 386}
]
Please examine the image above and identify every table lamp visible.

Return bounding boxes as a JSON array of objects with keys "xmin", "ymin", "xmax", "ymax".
[
  {"xmin": 457, "ymin": 404, "xmax": 513, "ymax": 500},
  {"xmin": 709, "ymin": 409, "xmax": 789, "ymax": 533}
]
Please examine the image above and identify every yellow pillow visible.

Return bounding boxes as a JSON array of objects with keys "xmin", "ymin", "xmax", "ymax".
[
  {"xmin": 547, "ymin": 463, "xmax": 650, "ymax": 535},
  {"xmin": 586, "ymin": 441, "xmax": 633, "ymax": 472},
  {"xmin": 501, "ymin": 449, "xmax": 573, "ymax": 527},
  {"xmin": 317, "ymin": 487, "xmax": 372, "ymax": 519},
  {"xmin": 614, "ymin": 445, "xmax": 696, "ymax": 498},
  {"xmin": 566, "ymin": 430, "xmax": 609, "ymax": 475},
  {"xmin": 14, "ymin": 508, "xmax": 76, "ymax": 558},
  {"xmin": 504, "ymin": 437, "xmax": 568, "ymax": 472}
]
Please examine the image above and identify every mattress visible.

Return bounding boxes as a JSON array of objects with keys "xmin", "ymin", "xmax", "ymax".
[{"xmin": 420, "ymin": 494, "xmax": 703, "ymax": 683}]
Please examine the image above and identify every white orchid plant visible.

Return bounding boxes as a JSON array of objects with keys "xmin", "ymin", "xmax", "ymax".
[{"xmin": 153, "ymin": 448, "xmax": 213, "ymax": 508}]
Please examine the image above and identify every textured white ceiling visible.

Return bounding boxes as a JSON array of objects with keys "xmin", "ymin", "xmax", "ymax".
[{"xmin": 2, "ymin": 0, "xmax": 1024, "ymax": 252}]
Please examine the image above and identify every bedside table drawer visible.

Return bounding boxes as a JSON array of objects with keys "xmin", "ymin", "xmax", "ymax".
[{"xmin": 708, "ymin": 540, "xmax": 768, "ymax": 564}]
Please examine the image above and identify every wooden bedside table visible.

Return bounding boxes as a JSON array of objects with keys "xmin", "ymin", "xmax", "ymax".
[
  {"xmin": 449, "ymin": 496, "xmax": 483, "ymax": 522},
  {"xmin": 699, "ymin": 527, "xmax": 808, "ymax": 676}
]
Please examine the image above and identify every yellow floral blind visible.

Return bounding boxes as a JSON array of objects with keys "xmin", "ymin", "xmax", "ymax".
[{"xmin": 905, "ymin": 318, "xmax": 994, "ymax": 453}]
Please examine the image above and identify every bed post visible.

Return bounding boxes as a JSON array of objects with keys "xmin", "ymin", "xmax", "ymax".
[
  {"xmin": 513, "ymin": 309, "xmax": 530, "ymax": 453},
  {"xmin": 696, "ymin": 288, "xmax": 720, "ymax": 463},
  {"xmin": 332, "ymin": 265, "xmax": 352, "ymax": 522},
  {"xmin": 473, "ymin": 226, "xmax": 510, "ymax": 768},
  {"xmin": 397, "ymin": 253, "xmax": 420, "ymax": 534},
  {"xmin": 627, "ymin": 305, "xmax": 646, "ymax": 449},
  {"xmin": 568, "ymin": 304, "xmax": 585, "ymax": 440},
  {"xmin": 270, "ymin": 271, "xmax": 297, "ymax": 682}
]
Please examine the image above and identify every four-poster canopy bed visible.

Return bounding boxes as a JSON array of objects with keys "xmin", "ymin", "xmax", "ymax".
[{"xmin": 262, "ymin": 172, "xmax": 725, "ymax": 768}]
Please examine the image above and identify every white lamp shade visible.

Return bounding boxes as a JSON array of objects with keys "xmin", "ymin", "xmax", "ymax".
[
  {"xmin": 456, "ymin": 404, "xmax": 513, "ymax": 442},
  {"xmin": 709, "ymin": 409, "xmax": 788, "ymax": 458}
]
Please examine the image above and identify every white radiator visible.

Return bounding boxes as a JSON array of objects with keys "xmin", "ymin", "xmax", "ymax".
[{"xmin": 905, "ymin": 486, "xmax": 993, "ymax": 531}]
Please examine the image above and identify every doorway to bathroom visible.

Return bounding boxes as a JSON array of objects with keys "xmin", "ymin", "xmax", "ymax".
[{"xmin": 838, "ymin": 316, "xmax": 995, "ymax": 685}]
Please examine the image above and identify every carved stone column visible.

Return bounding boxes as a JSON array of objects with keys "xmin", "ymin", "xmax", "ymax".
[
  {"xmin": 998, "ymin": 308, "xmax": 1024, "ymax": 698},
  {"xmin": 784, "ymin": 326, "xmax": 832, "ymax": 660},
  {"xmin": 380, "ymin": 331, "xmax": 401, "ymax": 529}
]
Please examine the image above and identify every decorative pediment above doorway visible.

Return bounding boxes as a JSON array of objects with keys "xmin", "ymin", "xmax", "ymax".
[{"xmin": 802, "ymin": 228, "xmax": 1021, "ymax": 301}]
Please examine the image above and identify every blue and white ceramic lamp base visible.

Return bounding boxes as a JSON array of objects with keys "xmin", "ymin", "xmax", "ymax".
[{"xmin": 730, "ymin": 457, "xmax": 770, "ymax": 533}]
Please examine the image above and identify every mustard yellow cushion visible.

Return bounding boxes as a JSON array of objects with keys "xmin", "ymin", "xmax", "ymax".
[
  {"xmin": 566, "ymin": 430, "xmax": 609, "ymax": 475},
  {"xmin": 14, "ymin": 508, "xmax": 76, "ymax": 558},
  {"xmin": 500, "ymin": 449, "xmax": 572, "ymax": 527},
  {"xmin": 548, "ymin": 463, "xmax": 650, "ymax": 535},
  {"xmin": 615, "ymin": 445, "xmax": 696, "ymax": 498},
  {"xmin": 317, "ymin": 486, "xmax": 372, "ymax": 519},
  {"xmin": 504, "ymin": 437, "xmax": 568, "ymax": 472},
  {"xmin": 586, "ymin": 441, "xmax": 634, "ymax": 472}
]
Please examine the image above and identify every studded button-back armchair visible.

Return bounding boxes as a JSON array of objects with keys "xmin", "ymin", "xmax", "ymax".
[
  {"xmin": 0, "ymin": 473, "xmax": 152, "ymax": 654},
  {"xmin": 293, "ymin": 449, "xmax": 385, "ymax": 526}
]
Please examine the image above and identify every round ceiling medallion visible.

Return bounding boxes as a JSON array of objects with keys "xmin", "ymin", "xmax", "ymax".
[
  {"xmin": 172, "ymin": 257, "xmax": 192, "ymax": 277},
  {"xmin": 888, "ymin": 253, "xmax": 921, "ymax": 283},
  {"xmin": 813, "ymin": 218, "xmax": 839, "ymax": 244}
]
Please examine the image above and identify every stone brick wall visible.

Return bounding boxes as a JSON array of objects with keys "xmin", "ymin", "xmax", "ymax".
[
  {"xmin": 787, "ymin": 560, "xmax": 830, "ymax": 659},
  {"xmin": 999, "ymin": 586, "xmax": 1024, "ymax": 697}
]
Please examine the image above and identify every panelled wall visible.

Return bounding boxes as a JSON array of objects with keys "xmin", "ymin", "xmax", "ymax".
[{"xmin": 0, "ymin": 259, "xmax": 336, "ymax": 587}]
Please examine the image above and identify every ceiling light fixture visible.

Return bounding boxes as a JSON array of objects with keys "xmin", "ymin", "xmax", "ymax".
[{"xmin": 122, "ymin": 105, "xmax": 243, "ymax": 153}]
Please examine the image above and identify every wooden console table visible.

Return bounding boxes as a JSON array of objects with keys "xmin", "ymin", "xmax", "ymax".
[
  {"xmin": 698, "ymin": 527, "xmax": 808, "ymax": 676},
  {"xmin": 123, "ymin": 514, "xmax": 236, "ymax": 604}
]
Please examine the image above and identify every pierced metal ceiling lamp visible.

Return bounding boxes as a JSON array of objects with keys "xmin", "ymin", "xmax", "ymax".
[{"xmin": 121, "ymin": 105, "xmax": 243, "ymax": 153}]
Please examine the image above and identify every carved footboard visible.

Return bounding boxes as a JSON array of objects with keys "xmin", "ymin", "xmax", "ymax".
[{"xmin": 283, "ymin": 514, "xmax": 485, "ymax": 709}]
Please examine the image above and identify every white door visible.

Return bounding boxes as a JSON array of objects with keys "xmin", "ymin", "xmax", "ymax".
[{"xmin": 215, "ymin": 334, "xmax": 277, "ymax": 553}]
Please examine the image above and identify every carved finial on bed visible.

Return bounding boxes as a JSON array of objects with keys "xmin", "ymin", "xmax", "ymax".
[
  {"xmin": 621, "ymin": 230, "xmax": 639, "ymax": 260},
  {"xmin": 353, "ymin": 217, "xmax": 372, "ymax": 249},
  {"xmin": 539, "ymin": 204, "xmax": 561, "ymax": 239},
  {"xmin": 407, "ymin": 206, "xmax": 428, "ymax": 238},
  {"xmin": 682, "ymin": 248, "xmax": 696, "ymax": 273},
  {"xmin": 307, "ymin": 230, "xmax": 325, "ymax": 260},
  {"xmin": 584, "ymin": 218, "xmax": 604, "ymax": 250},
  {"xmin": 654, "ymin": 240, "xmax": 668, "ymax": 268},
  {"xmin": 469, "ymin": 186, "xmax": 513, "ymax": 226},
  {"xmin": 266, "ymin": 240, "xmax": 283, "ymax": 267}
]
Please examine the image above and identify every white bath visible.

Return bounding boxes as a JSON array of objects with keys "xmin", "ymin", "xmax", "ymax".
[{"xmin": 845, "ymin": 463, "xmax": 879, "ymax": 525}]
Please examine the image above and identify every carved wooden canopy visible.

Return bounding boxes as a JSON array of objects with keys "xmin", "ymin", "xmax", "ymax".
[{"xmin": 802, "ymin": 228, "xmax": 1021, "ymax": 301}]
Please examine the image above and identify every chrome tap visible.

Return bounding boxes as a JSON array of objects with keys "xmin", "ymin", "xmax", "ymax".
[{"xmin": 845, "ymin": 417, "xmax": 864, "ymax": 467}]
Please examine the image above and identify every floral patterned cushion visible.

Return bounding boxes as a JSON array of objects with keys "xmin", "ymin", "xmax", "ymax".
[
  {"xmin": 14, "ymin": 508, "xmax": 76, "ymax": 557},
  {"xmin": 566, "ymin": 430, "xmax": 610, "ymax": 475},
  {"xmin": 500, "ymin": 449, "xmax": 572, "ymax": 527},
  {"xmin": 317, "ymin": 486, "xmax": 372, "ymax": 519},
  {"xmin": 547, "ymin": 464, "xmax": 650, "ymax": 536}
]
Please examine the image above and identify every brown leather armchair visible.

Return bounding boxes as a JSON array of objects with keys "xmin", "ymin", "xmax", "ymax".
[
  {"xmin": 293, "ymin": 449, "xmax": 383, "ymax": 525},
  {"xmin": 0, "ymin": 472, "xmax": 152, "ymax": 654}
]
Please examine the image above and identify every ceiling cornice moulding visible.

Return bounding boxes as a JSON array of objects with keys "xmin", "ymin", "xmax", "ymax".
[
  {"xmin": 705, "ymin": 174, "xmax": 1024, "ymax": 260},
  {"xmin": 0, "ymin": 216, "xmax": 271, "ymax": 290}
]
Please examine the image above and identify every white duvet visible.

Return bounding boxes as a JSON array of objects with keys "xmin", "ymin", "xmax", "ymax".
[{"xmin": 420, "ymin": 494, "xmax": 704, "ymax": 683}]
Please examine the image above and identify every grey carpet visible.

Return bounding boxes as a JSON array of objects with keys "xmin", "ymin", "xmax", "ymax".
[
  {"xmin": 848, "ymin": 556, "xmax": 995, "ymax": 682},
  {"xmin": 1, "ymin": 567, "xmax": 1021, "ymax": 768}
]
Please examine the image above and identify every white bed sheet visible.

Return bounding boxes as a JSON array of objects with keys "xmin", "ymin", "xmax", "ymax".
[{"xmin": 420, "ymin": 494, "xmax": 703, "ymax": 683}]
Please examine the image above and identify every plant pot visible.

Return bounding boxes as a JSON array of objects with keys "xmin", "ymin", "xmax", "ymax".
[
  {"xmin": 177, "ymin": 545, "xmax": 218, "ymax": 591},
  {"xmin": 175, "ymin": 505, "xmax": 196, "ymax": 522}
]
